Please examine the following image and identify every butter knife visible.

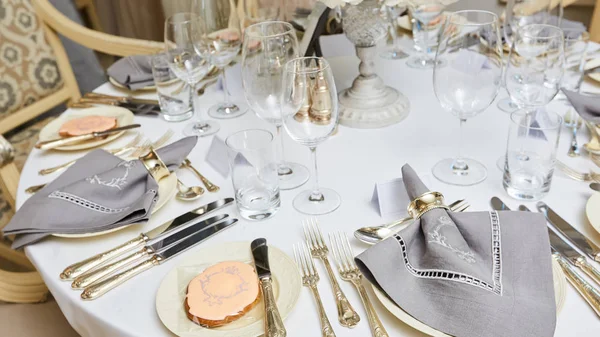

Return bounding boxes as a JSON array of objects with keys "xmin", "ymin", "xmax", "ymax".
[
  {"xmin": 537, "ymin": 202, "xmax": 600, "ymax": 262},
  {"xmin": 251, "ymin": 238, "xmax": 287, "ymax": 337},
  {"xmin": 35, "ymin": 124, "xmax": 141, "ymax": 150},
  {"xmin": 81, "ymin": 217, "xmax": 239, "ymax": 300},
  {"xmin": 60, "ymin": 198, "xmax": 234, "ymax": 280}
]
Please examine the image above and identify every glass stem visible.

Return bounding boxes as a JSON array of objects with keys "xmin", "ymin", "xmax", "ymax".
[
  {"xmin": 389, "ymin": 9, "xmax": 399, "ymax": 50},
  {"xmin": 276, "ymin": 125, "xmax": 292, "ymax": 176},
  {"xmin": 309, "ymin": 146, "xmax": 324, "ymax": 202},
  {"xmin": 190, "ymin": 82, "xmax": 208, "ymax": 129},
  {"xmin": 221, "ymin": 69, "xmax": 230, "ymax": 105},
  {"xmin": 451, "ymin": 119, "xmax": 468, "ymax": 173}
]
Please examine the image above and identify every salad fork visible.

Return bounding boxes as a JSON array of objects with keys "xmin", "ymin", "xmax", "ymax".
[
  {"xmin": 293, "ymin": 243, "xmax": 336, "ymax": 337},
  {"xmin": 303, "ymin": 218, "xmax": 360, "ymax": 328},
  {"xmin": 330, "ymin": 232, "xmax": 389, "ymax": 337}
]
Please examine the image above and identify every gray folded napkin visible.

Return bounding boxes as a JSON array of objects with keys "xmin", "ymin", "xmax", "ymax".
[
  {"xmin": 563, "ymin": 89, "xmax": 600, "ymax": 123},
  {"xmin": 356, "ymin": 164, "xmax": 556, "ymax": 337},
  {"xmin": 107, "ymin": 55, "xmax": 154, "ymax": 90},
  {"xmin": 3, "ymin": 137, "xmax": 197, "ymax": 248}
]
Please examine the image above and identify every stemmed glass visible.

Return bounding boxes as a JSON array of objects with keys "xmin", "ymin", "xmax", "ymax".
[
  {"xmin": 281, "ymin": 57, "xmax": 340, "ymax": 215},
  {"xmin": 432, "ymin": 10, "xmax": 503, "ymax": 186},
  {"xmin": 241, "ymin": 21, "xmax": 309, "ymax": 190},
  {"xmin": 164, "ymin": 13, "xmax": 220, "ymax": 136},
  {"xmin": 380, "ymin": 3, "xmax": 409, "ymax": 60},
  {"xmin": 406, "ymin": 0, "xmax": 445, "ymax": 69},
  {"xmin": 193, "ymin": 0, "xmax": 247, "ymax": 119}
]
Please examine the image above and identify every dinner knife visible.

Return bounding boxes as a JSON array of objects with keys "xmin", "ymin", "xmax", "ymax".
[
  {"xmin": 519, "ymin": 205, "xmax": 600, "ymax": 286},
  {"xmin": 251, "ymin": 238, "xmax": 287, "ymax": 337},
  {"xmin": 537, "ymin": 202, "xmax": 600, "ymax": 262},
  {"xmin": 71, "ymin": 214, "xmax": 230, "ymax": 289},
  {"xmin": 35, "ymin": 124, "xmax": 141, "ymax": 150},
  {"xmin": 60, "ymin": 198, "xmax": 234, "ymax": 280},
  {"xmin": 83, "ymin": 92, "xmax": 160, "ymax": 105},
  {"xmin": 80, "ymin": 217, "xmax": 239, "ymax": 300}
]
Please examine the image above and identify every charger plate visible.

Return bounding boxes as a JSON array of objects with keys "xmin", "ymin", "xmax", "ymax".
[
  {"xmin": 53, "ymin": 173, "xmax": 177, "ymax": 238},
  {"xmin": 372, "ymin": 258, "xmax": 566, "ymax": 337},
  {"xmin": 156, "ymin": 242, "xmax": 301, "ymax": 337},
  {"xmin": 586, "ymin": 192, "xmax": 600, "ymax": 234}
]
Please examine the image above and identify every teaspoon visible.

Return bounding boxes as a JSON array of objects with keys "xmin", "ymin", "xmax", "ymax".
[{"xmin": 176, "ymin": 179, "xmax": 204, "ymax": 201}]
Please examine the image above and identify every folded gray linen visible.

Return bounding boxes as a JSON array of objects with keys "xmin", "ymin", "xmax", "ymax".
[
  {"xmin": 563, "ymin": 89, "xmax": 600, "ymax": 123},
  {"xmin": 356, "ymin": 164, "xmax": 556, "ymax": 337},
  {"xmin": 3, "ymin": 137, "xmax": 197, "ymax": 248},
  {"xmin": 107, "ymin": 55, "xmax": 154, "ymax": 90}
]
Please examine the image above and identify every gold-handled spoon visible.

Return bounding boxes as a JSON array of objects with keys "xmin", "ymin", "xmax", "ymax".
[
  {"xmin": 181, "ymin": 159, "xmax": 219, "ymax": 193},
  {"xmin": 176, "ymin": 179, "xmax": 204, "ymax": 201}
]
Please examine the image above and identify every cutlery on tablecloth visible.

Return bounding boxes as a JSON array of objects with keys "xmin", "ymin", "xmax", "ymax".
[
  {"xmin": 293, "ymin": 242, "xmax": 336, "ymax": 337},
  {"xmin": 60, "ymin": 198, "xmax": 234, "ymax": 280},
  {"xmin": 555, "ymin": 160, "xmax": 600, "ymax": 183},
  {"xmin": 80, "ymin": 217, "xmax": 239, "ymax": 300},
  {"xmin": 72, "ymin": 214, "xmax": 230, "ymax": 289},
  {"xmin": 251, "ymin": 238, "xmax": 287, "ymax": 337},
  {"xmin": 304, "ymin": 218, "xmax": 360, "ymax": 328},
  {"xmin": 35, "ymin": 124, "xmax": 141, "ymax": 150},
  {"xmin": 83, "ymin": 93, "xmax": 160, "ymax": 105},
  {"xmin": 181, "ymin": 158, "xmax": 219, "ymax": 193},
  {"xmin": 330, "ymin": 232, "xmax": 389, "ymax": 337}
]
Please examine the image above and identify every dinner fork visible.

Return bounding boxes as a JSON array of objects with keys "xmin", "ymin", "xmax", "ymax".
[
  {"xmin": 330, "ymin": 232, "xmax": 389, "ymax": 337},
  {"xmin": 293, "ymin": 243, "xmax": 336, "ymax": 337},
  {"xmin": 304, "ymin": 218, "xmax": 360, "ymax": 328},
  {"xmin": 556, "ymin": 160, "xmax": 600, "ymax": 183}
]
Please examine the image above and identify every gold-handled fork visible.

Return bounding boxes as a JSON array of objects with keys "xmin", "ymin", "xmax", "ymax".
[
  {"xmin": 293, "ymin": 243, "xmax": 336, "ymax": 337},
  {"xmin": 181, "ymin": 158, "xmax": 219, "ymax": 193},
  {"xmin": 330, "ymin": 232, "xmax": 389, "ymax": 337},
  {"xmin": 556, "ymin": 160, "xmax": 600, "ymax": 183},
  {"xmin": 304, "ymin": 218, "xmax": 360, "ymax": 328}
]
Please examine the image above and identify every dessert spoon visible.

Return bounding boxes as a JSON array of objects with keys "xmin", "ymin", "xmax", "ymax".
[{"xmin": 176, "ymin": 179, "xmax": 204, "ymax": 201}]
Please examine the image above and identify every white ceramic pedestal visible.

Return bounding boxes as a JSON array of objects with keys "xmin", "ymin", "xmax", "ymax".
[{"xmin": 338, "ymin": 46, "xmax": 410, "ymax": 129}]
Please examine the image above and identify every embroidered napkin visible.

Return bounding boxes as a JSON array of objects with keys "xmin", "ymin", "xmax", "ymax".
[
  {"xmin": 3, "ymin": 137, "xmax": 198, "ymax": 248},
  {"xmin": 563, "ymin": 89, "xmax": 600, "ymax": 123},
  {"xmin": 356, "ymin": 164, "xmax": 556, "ymax": 337},
  {"xmin": 107, "ymin": 55, "xmax": 154, "ymax": 90}
]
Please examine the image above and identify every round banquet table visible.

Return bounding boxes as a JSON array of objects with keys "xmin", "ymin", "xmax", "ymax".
[{"xmin": 18, "ymin": 35, "xmax": 600, "ymax": 336}]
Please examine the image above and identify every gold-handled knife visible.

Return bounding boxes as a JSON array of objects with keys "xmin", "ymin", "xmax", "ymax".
[
  {"xmin": 35, "ymin": 124, "xmax": 141, "ymax": 150},
  {"xmin": 83, "ymin": 92, "xmax": 159, "ymax": 105},
  {"xmin": 60, "ymin": 198, "xmax": 234, "ymax": 280},
  {"xmin": 81, "ymin": 217, "xmax": 239, "ymax": 300},
  {"xmin": 251, "ymin": 238, "xmax": 287, "ymax": 337}
]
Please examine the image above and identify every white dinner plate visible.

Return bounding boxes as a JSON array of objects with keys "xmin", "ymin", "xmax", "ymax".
[
  {"xmin": 38, "ymin": 107, "xmax": 134, "ymax": 151},
  {"xmin": 156, "ymin": 242, "xmax": 302, "ymax": 337},
  {"xmin": 586, "ymin": 192, "xmax": 600, "ymax": 234},
  {"xmin": 372, "ymin": 258, "xmax": 566, "ymax": 337},
  {"xmin": 53, "ymin": 173, "xmax": 177, "ymax": 238},
  {"xmin": 108, "ymin": 76, "xmax": 156, "ymax": 92}
]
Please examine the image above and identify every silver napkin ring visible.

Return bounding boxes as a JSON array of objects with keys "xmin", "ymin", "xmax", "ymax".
[
  {"xmin": 407, "ymin": 191, "xmax": 449, "ymax": 219},
  {"xmin": 139, "ymin": 147, "xmax": 170, "ymax": 182}
]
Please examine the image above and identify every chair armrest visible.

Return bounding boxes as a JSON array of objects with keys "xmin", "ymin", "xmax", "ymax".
[{"xmin": 0, "ymin": 136, "xmax": 18, "ymax": 210}]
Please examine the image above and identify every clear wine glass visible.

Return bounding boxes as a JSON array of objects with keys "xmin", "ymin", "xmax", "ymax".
[
  {"xmin": 281, "ymin": 57, "xmax": 340, "ymax": 215},
  {"xmin": 241, "ymin": 21, "xmax": 309, "ymax": 190},
  {"xmin": 380, "ymin": 3, "xmax": 409, "ymax": 60},
  {"xmin": 242, "ymin": 0, "xmax": 281, "ymax": 28},
  {"xmin": 192, "ymin": 0, "xmax": 247, "ymax": 119},
  {"xmin": 406, "ymin": 0, "xmax": 446, "ymax": 69},
  {"xmin": 432, "ymin": 10, "xmax": 503, "ymax": 186},
  {"xmin": 164, "ymin": 13, "xmax": 220, "ymax": 136}
]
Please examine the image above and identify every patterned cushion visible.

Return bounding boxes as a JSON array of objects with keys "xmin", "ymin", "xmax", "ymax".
[{"xmin": 0, "ymin": 0, "xmax": 63, "ymax": 120}]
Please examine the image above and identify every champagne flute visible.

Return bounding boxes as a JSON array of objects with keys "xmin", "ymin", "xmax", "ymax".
[
  {"xmin": 193, "ymin": 0, "xmax": 247, "ymax": 119},
  {"xmin": 380, "ymin": 3, "xmax": 409, "ymax": 60},
  {"xmin": 281, "ymin": 57, "xmax": 340, "ymax": 214},
  {"xmin": 406, "ymin": 0, "xmax": 446, "ymax": 69},
  {"xmin": 432, "ymin": 10, "xmax": 503, "ymax": 186},
  {"xmin": 164, "ymin": 13, "xmax": 220, "ymax": 136},
  {"xmin": 242, "ymin": 21, "xmax": 309, "ymax": 190}
]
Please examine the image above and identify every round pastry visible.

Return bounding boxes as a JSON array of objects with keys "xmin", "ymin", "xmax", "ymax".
[
  {"xmin": 59, "ymin": 115, "xmax": 117, "ymax": 137},
  {"xmin": 185, "ymin": 261, "xmax": 260, "ymax": 328}
]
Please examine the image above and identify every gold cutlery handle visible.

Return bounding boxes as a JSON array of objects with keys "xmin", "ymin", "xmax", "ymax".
[
  {"xmin": 577, "ymin": 257, "xmax": 600, "ymax": 286},
  {"xmin": 67, "ymin": 102, "xmax": 93, "ymax": 109},
  {"xmin": 37, "ymin": 134, "xmax": 95, "ymax": 150},
  {"xmin": 81, "ymin": 255, "xmax": 161, "ymax": 300},
  {"xmin": 383, "ymin": 215, "xmax": 413, "ymax": 229},
  {"xmin": 260, "ymin": 278, "xmax": 287, "ymax": 337},
  {"xmin": 353, "ymin": 280, "xmax": 389, "ymax": 337},
  {"xmin": 309, "ymin": 284, "xmax": 336, "ymax": 337},
  {"xmin": 556, "ymin": 255, "xmax": 600, "ymax": 317},
  {"xmin": 184, "ymin": 160, "xmax": 220, "ymax": 193},
  {"xmin": 322, "ymin": 257, "xmax": 360, "ymax": 328},
  {"xmin": 71, "ymin": 247, "xmax": 153, "ymax": 289},
  {"xmin": 25, "ymin": 183, "xmax": 46, "ymax": 194},
  {"xmin": 60, "ymin": 234, "xmax": 147, "ymax": 280},
  {"xmin": 84, "ymin": 93, "xmax": 128, "ymax": 102}
]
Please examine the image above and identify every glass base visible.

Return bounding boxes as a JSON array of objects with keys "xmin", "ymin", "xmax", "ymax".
[
  {"xmin": 497, "ymin": 98, "xmax": 518, "ymax": 113},
  {"xmin": 208, "ymin": 101, "xmax": 248, "ymax": 119},
  {"xmin": 406, "ymin": 56, "xmax": 445, "ymax": 69},
  {"xmin": 432, "ymin": 158, "xmax": 487, "ymax": 186},
  {"xmin": 183, "ymin": 120, "xmax": 220, "ymax": 137},
  {"xmin": 380, "ymin": 48, "xmax": 409, "ymax": 60},
  {"xmin": 278, "ymin": 162, "xmax": 309, "ymax": 190},
  {"xmin": 161, "ymin": 109, "xmax": 193, "ymax": 122},
  {"xmin": 293, "ymin": 188, "xmax": 341, "ymax": 215},
  {"xmin": 503, "ymin": 175, "xmax": 550, "ymax": 201}
]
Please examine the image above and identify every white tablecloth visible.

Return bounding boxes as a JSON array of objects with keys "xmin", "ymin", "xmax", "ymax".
[{"xmin": 18, "ymin": 35, "xmax": 600, "ymax": 336}]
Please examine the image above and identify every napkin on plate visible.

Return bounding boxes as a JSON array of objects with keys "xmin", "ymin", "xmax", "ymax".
[
  {"xmin": 563, "ymin": 89, "xmax": 600, "ymax": 123},
  {"xmin": 3, "ymin": 137, "xmax": 198, "ymax": 248},
  {"xmin": 355, "ymin": 164, "xmax": 556, "ymax": 337},
  {"xmin": 107, "ymin": 55, "xmax": 154, "ymax": 90}
]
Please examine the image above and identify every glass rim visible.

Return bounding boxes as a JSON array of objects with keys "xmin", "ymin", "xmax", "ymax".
[
  {"xmin": 448, "ymin": 10, "xmax": 498, "ymax": 26},
  {"xmin": 165, "ymin": 12, "xmax": 201, "ymax": 26},
  {"xmin": 244, "ymin": 21, "xmax": 295, "ymax": 39},
  {"xmin": 285, "ymin": 57, "xmax": 330, "ymax": 74},
  {"xmin": 509, "ymin": 110, "xmax": 563, "ymax": 130},
  {"xmin": 225, "ymin": 129, "xmax": 274, "ymax": 151},
  {"xmin": 518, "ymin": 24, "xmax": 564, "ymax": 40}
]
